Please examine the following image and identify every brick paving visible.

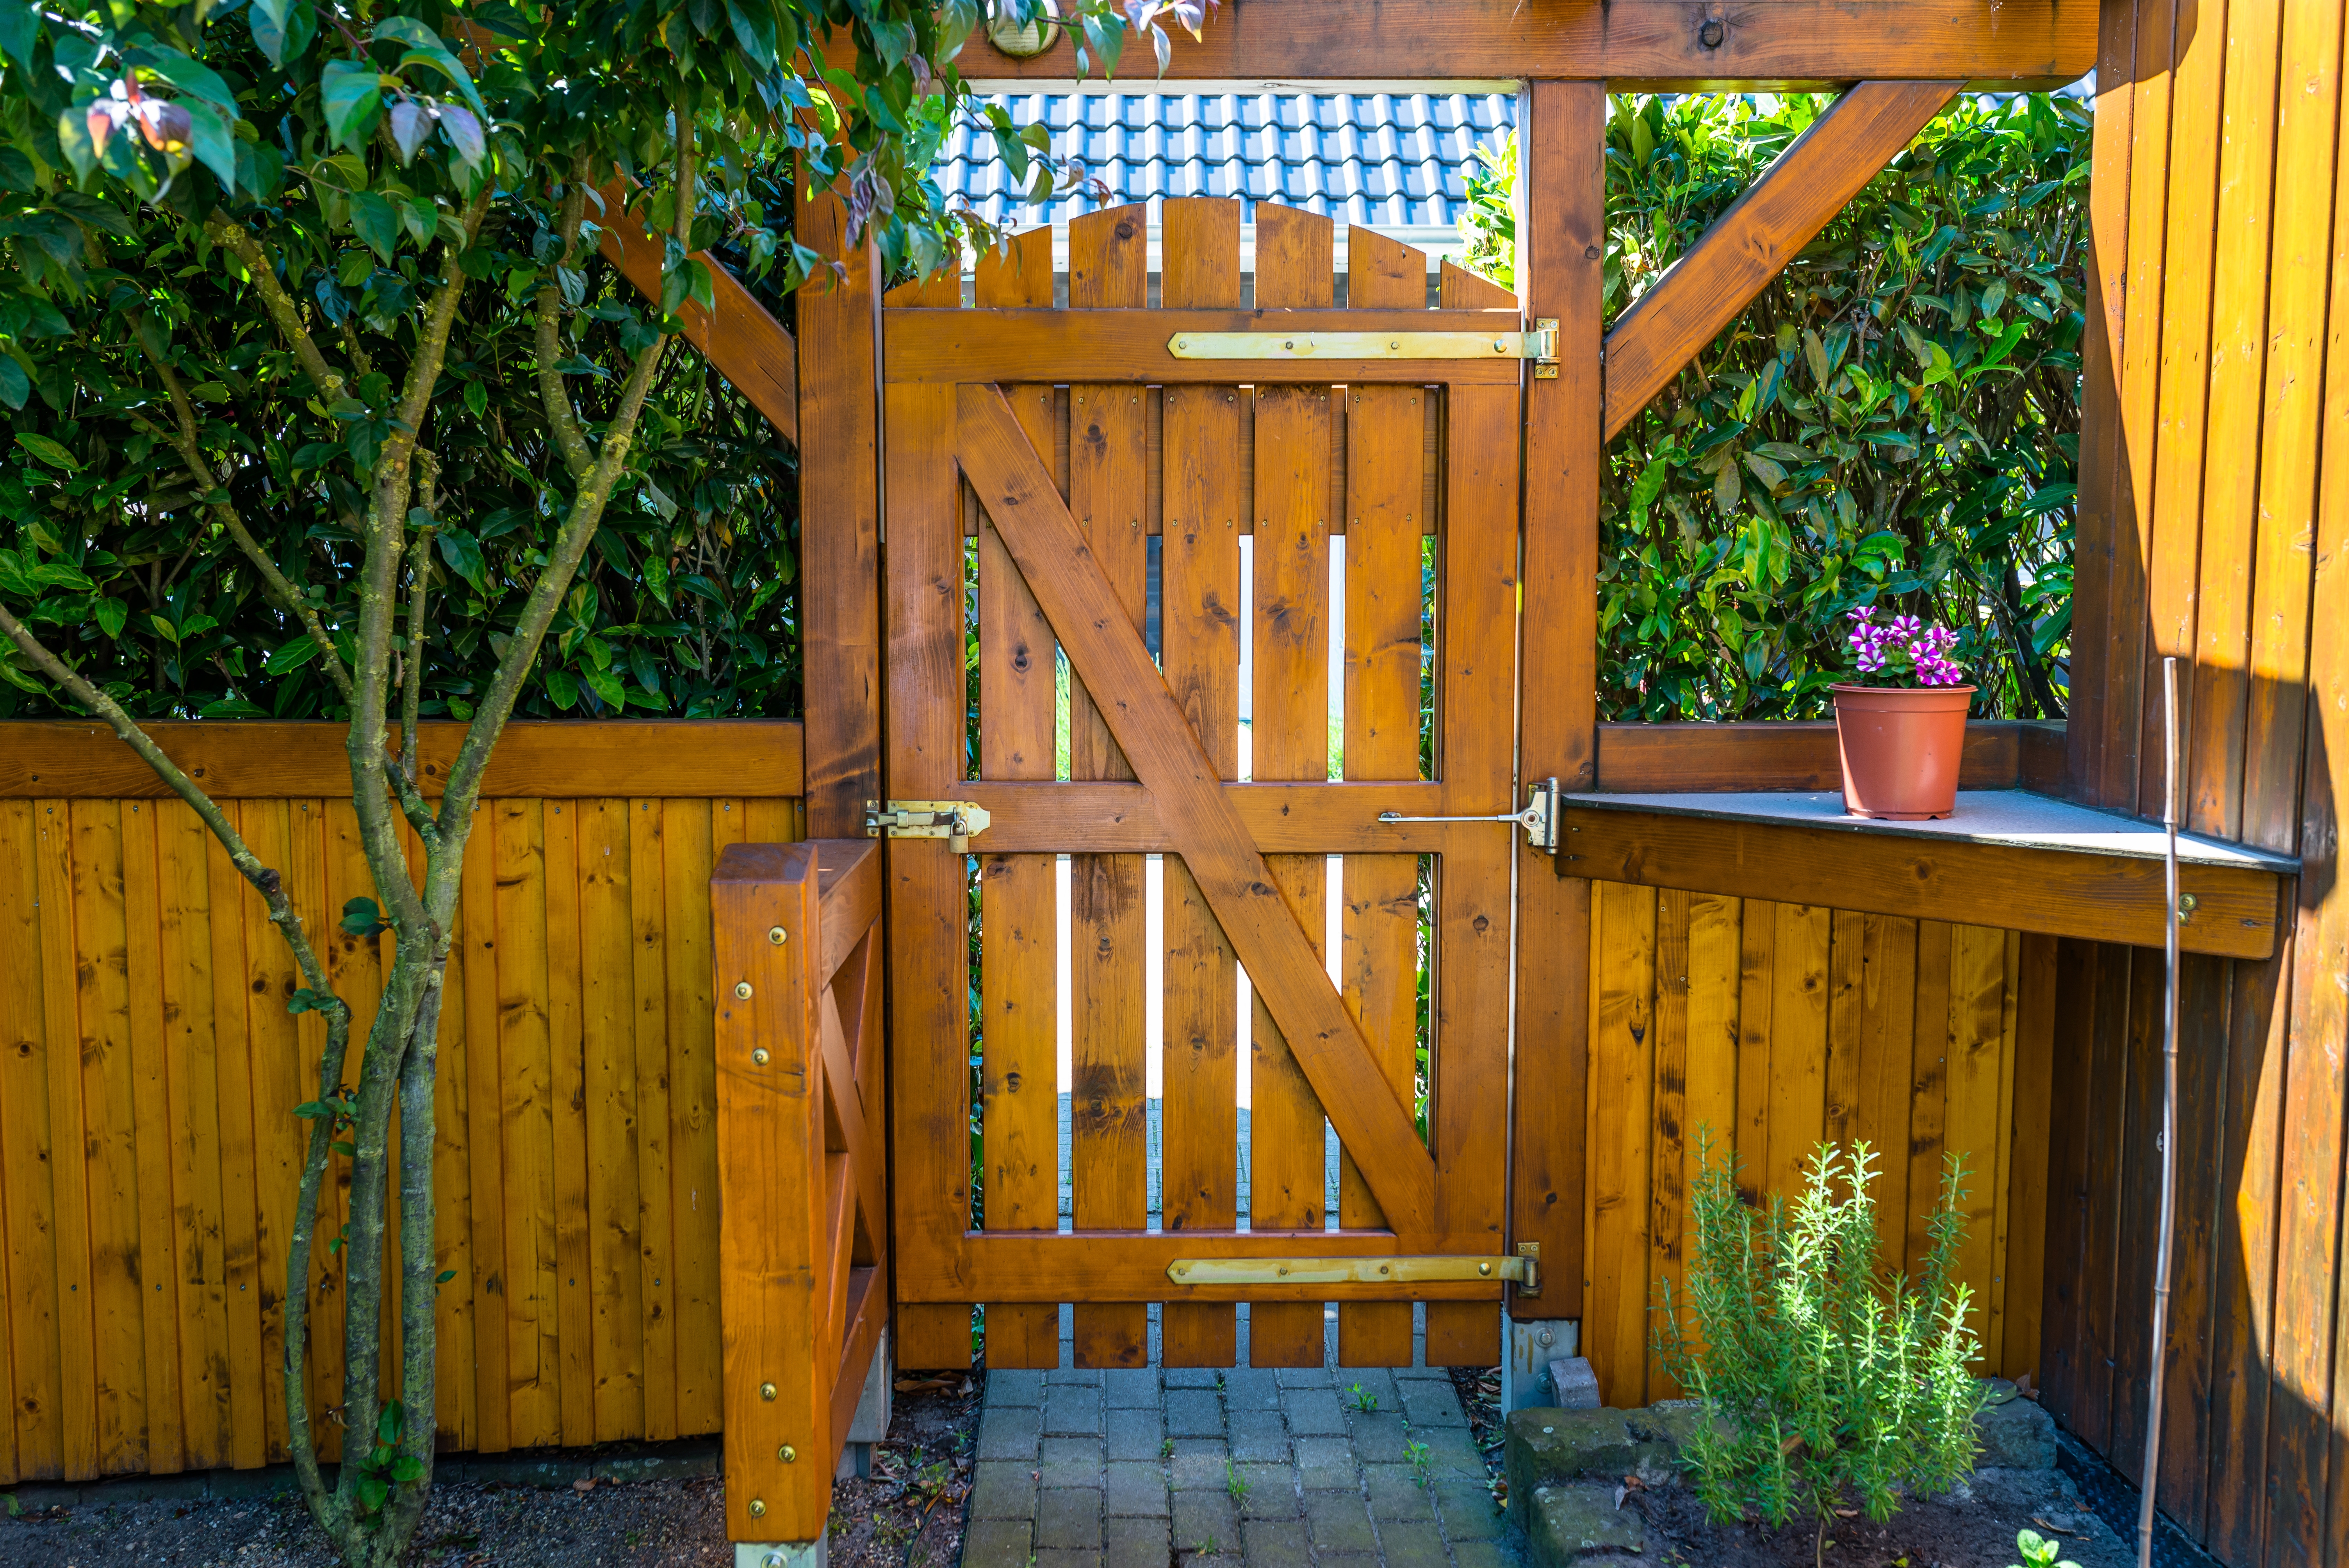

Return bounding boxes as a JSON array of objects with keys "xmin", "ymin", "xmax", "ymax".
[{"xmin": 959, "ymin": 1304, "xmax": 1518, "ymax": 1567}]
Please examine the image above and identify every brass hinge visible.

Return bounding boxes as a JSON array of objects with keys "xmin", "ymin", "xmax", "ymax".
[
  {"xmin": 863, "ymin": 799, "xmax": 993, "ymax": 852},
  {"xmin": 1166, "ymin": 1254, "xmax": 1536, "ymax": 1292},
  {"xmin": 1171, "ymin": 320, "xmax": 1559, "ymax": 378},
  {"xmin": 1513, "ymin": 1242, "xmax": 1542, "ymax": 1296}
]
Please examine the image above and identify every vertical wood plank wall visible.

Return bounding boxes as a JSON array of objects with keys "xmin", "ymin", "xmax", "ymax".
[
  {"xmin": 1578, "ymin": 886, "xmax": 2054, "ymax": 1406},
  {"xmin": 0, "ymin": 785, "xmax": 801, "ymax": 1483},
  {"xmin": 2049, "ymin": 2, "xmax": 2349, "ymax": 1565}
]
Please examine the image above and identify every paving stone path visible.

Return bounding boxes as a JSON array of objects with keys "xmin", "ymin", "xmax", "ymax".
[{"xmin": 959, "ymin": 1305, "xmax": 1520, "ymax": 1566}]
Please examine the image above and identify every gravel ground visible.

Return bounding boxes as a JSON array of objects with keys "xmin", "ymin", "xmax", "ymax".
[
  {"xmin": 0, "ymin": 1475, "xmax": 733, "ymax": 1567},
  {"xmin": 0, "ymin": 1384, "xmax": 985, "ymax": 1568},
  {"xmin": 1635, "ymin": 1468, "xmax": 2135, "ymax": 1568}
]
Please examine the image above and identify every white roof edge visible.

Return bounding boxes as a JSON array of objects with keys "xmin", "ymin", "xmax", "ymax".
[{"xmin": 958, "ymin": 78, "xmax": 1521, "ymax": 97}]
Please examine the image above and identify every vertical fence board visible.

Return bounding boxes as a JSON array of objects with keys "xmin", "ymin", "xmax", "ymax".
[
  {"xmin": 1247, "ymin": 203, "xmax": 1337, "ymax": 1371},
  {"xmin": 1588, "ymin": 882, "xmax": 1654, "ymax": 1407},
  {"xmin": 72, "ymin": 801, "xmax": 147, "ymax": 1473},
  {"xmin": 668, "ymin": 799, "xmax": 727, "ymax": 1417},
  {"xmin": 0, "ymin": 801, "xmax": 59, "ymax": 1481},
  {"xmin": 1157, "ymin": 196, "xmax": 1246, "ymax": 1370},
  {"xmin": 158, "ymin": 800, "xmax": 231, "ymax": 1470},
  {"xmin": 1338, "ymin": 227, "xmax": 1433, "ymax": 1368},
  {"xmin": 977, "ymin": 233, "xmax": 1069, "ymax": 1372},
  {"xmin": 628, "ymin": 799, "xmax": 677, "ymax": 1442},
  {"xmin": 542, "ymin": 802, "xmax": 592, "ymax": 1445},
  {"xmin": 578, "ymin": 798, "xmax": 645, "ymax": 1441}
]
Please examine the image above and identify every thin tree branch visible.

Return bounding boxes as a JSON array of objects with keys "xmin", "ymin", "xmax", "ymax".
[
  {"xmin": 205, "ymin": 213, "xmax": 340, "ymax": 397},
  {"xmin": 400, "ymin": 451, "xmax": 439, "ymax": 788},
  {"xmin": 138, "ymin": 334, "xmax": 360, "ymax": 708},
  {"xmin": 533, "ymin": 179, "xmax": 595, "ymax": 483},
  {"xmin": 439, "ymin": 331, "xmax": 668, "ymax": 821}
]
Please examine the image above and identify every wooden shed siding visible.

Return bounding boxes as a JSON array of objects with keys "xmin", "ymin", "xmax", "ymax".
[
  {"xmin": 2048, "ymin": 2, "xmax": 2349, "ymax": 1563},
  {"xmin": 0, "ymin": 790, "xmax": 801, "ymax": 1482}
]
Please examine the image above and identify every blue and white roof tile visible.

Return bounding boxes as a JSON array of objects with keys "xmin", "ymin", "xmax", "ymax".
[{"xmin": 940, "ymin": 84, "xmax": 1518, "ymax": 247}]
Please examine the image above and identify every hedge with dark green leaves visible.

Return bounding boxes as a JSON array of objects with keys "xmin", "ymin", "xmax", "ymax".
[{"xmin": 1465, "ymin": 92, "xmax": 2085, "ymax": 720}]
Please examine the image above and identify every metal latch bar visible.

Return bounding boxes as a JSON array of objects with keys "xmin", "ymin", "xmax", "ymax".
[
  {"xmin": 864, "ymin": 799, "xmax": 993, "ymax": 852},
  {"xmin": 1171, "ymin": 321, "xmax": 1558, "ymax": 374},
  {"xmin": 1377, "ymin": 779, "xmax": 1561, "ymax": 852},
  {"xmin": 1167, "ymin": 1254, "xmax": 1537, "ymax": 1291}
]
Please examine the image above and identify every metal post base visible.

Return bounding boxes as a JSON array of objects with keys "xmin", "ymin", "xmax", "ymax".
[
  {"xmin": 1500, "ymin": 1317, "xmax": 1582, "ymax": 1412},
  {"xmin": 836, "ymin": 1326, "xmax": 894, "ymax": 1481},
  {"xmin": 736, "ymin": 1541, "xmax": 826, "ymax": 1568}
]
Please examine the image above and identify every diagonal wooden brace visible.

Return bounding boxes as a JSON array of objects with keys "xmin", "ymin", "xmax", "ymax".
[
  {"xmin": 1602, "ymin": 80, "xmax": 1963, "ymax": 438},
  {"xmin": 955, "ymin": 381, "xmax": 1442, "ymax": 1241}
]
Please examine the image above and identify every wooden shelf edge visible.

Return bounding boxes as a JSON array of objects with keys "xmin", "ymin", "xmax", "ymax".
[{"xmin": 1556, "ymin": 797, "xmax": 2284, "ymax": 960}]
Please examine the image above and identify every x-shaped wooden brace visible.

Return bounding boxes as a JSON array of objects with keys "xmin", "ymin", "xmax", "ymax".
[
  {"xmin": 955, "ymin": 381, "xmax": 1442, "ymax": 1242},
  {"xmin": 817, "ymin": 930, "xmax": 884, "ymax": 1309}
]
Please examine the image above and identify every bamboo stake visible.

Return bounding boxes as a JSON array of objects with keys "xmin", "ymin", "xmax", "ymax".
[{"xmin": 2137, "ymin": 656, "xmax": 2181, "ymax": 1567}]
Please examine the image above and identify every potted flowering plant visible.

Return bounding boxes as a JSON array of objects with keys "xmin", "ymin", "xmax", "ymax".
[{"xmin": 1832, "ymin": 608, "xmax": 1975, "ymax": 819}]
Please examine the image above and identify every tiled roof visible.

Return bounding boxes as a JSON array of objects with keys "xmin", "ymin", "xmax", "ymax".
[{"xmin": 940, "ymin": 87, "xmax": 1518, "ymax": 233}]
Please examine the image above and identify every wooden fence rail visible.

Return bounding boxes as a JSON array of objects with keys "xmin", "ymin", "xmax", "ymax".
[{"xmin": 0, "ymin": 723, "xmax": 803, "ymax": 1484}]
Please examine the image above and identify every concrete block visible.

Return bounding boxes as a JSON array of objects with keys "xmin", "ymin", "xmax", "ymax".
[
  {"xmin": 1547, "ymin": 1356, "xmax": 1601, "ymax": 1410},
  {"xmin": 1523, "ymin": 1481, "xmax": 1643, "ymax": 1567}
]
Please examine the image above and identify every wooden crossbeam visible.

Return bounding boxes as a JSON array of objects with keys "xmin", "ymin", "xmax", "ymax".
[
  {"xmin": 594, "ymin": 182, "xmax": 799, "ymax": 443},
  {"xmin": 1602, "ymin": 80, "xmax": 1963, "ymax": 438},
  {"xmin": 955, "ymin": 381, "xmax": 1442, "ymax": 1241},
  {"xmin": 889, "ymin": 1, "xmax": 2094, "ymax": 87}
]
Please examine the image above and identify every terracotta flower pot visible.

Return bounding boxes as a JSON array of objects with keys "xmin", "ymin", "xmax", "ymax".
[{"xmin": 1831, "ymin": 684, "xmax": 1976, "ymax": 820}]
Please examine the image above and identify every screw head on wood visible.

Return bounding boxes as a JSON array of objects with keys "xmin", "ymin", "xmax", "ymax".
[
  {"xmin": 752, "ymin": 1048, "xmax": 771, "ymax": 1067},
  {"xmin": 748, "ymin": 1499, "xmax": 766, "ymax": 1518},
  {"xmin": 780, "ymin": 1445, "xmax": 797, "ymax": 1463},
  {"xmin": 768, "ymin": 926, "xmax": 787, "ymax": 944},
  {"xmin": 735, "ymin": 982, "xmax": 753, "ymax": 1000},
  {"xmin": 760, "ymin": 1382, "xmax": 778, "ymax": 1401}
]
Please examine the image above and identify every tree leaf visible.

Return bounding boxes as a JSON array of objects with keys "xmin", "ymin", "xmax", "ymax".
[
  {"xmin": 372, "ymin": 18, "xmax": 488, "ymax": 114},
  {"xmin": 319, "ymin": 60, "xmax": 385, "ymax": 149},
  {"xmin": 264, "ymin": 634, "xmax": 321, "ymax": 674},
  {"xmin": 348, "ymin": 188, "xmax": 399, "ymax": 262},
  {"xmin": 0, "ymin": 2, "xmax": 37, "ymax": 73},
  {"xmin": 0, "ymin": 358, "xmax": 32, "ymax": 412},
  {"xmin": 389, "ymin": 100, "xmax": 431, "ymax": 165},
  {"xmin": 287, "ymin": 987, "xmax": 339, "ymax": 1015},
  {"xmin": 340, "ymin": 896, "xmax": 387, "ymax": 937},
  {"xmin": 14, "ymin": 432, "xmax": 79, "ymax": 470}
]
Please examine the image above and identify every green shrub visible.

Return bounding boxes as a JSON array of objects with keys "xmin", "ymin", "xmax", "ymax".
[
  {"xmin": 1654, "ymin": 1135, "xmax": 1986, "ymax": 1564},
  {"xmin": 1462, "ymin": 92, "xmax": 2085, "ymax": 722}
]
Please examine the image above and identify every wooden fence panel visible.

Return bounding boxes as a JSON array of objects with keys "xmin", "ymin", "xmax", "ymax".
[
  {"xmin": 0, "ymin": 780, "xmax": 800, "ymax": 1484},
  {"xmin": 1579, "ymin": 888, "xmax": 2049, "ymax": 1408}
]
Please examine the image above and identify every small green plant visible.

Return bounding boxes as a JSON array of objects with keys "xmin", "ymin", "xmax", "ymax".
[
  {"xmin": 1224, "ymin": 1460, "xmax": 1249, "ymax": 1503},
  {"xmin": 2010, "ymin": 1529, "xmax": 2080, "ymax": 1568},
  {"xmin": 1654, "ymin": 1135, "xmax": 1987, "ymax": 1568},
  {"xmin": 1347, "ymin": 1381, "xmax": 1380, "ymax": 1413},
  {"xmin": 1160, "ymin": 1437, "xmax": 1175, "ymax": 1459},
  {"xmin": 1404, "ymin": 1436, "xmax": 1432, "ymax": 1487}
]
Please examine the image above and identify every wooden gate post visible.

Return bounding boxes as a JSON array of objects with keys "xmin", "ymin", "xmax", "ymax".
[
  {"xmin": 712, "ymin": 840, "xmax": 889, "ymax": 1554},
  {"xmin": 795, "ymin": 171, "xmax": 884, "ymax": 839},
  {"xmin": 713, "ymin": 843, "xmax": 828, "ymax": 1547},
  {"xmin": 1509, "ymin": 80, "xmax": 1608, "ymax": 1337}
]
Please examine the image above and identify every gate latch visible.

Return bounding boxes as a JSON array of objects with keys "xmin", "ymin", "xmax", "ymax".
[
  {"xmin": 864, "ymin": 799, "xmax": 993, "ymax": 852},
  {"xmin": 1376, "ymin": 779, "xmax": 1562, "ymax": 853}
]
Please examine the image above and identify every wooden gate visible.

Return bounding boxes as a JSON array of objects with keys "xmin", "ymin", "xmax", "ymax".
[{"xmin": 880, "ymin": 198, "xmax": 1531, "ymax": 1370}]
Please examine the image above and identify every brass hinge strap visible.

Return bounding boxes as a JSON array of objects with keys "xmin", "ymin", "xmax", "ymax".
[
  {"xmin": 1166, "ymin": 1254, "xmax": 1536, "ymax": 1291},
  {"xmin": 1169, "ymin": 321, "xmax": 1558, "ymax": 373}
]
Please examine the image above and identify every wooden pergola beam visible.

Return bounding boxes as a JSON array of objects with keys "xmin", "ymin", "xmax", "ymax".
[
  {"xmin": 1602, "ymin": 79, "xmax": 1962, "ymax": 438},
  {"xmin": 929, "ymin": 0, "xmax": 2095, "ymax": 88},
  {"xmin": 595, "ymin": 181, "xmax": 799, "ymax": 443}
]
